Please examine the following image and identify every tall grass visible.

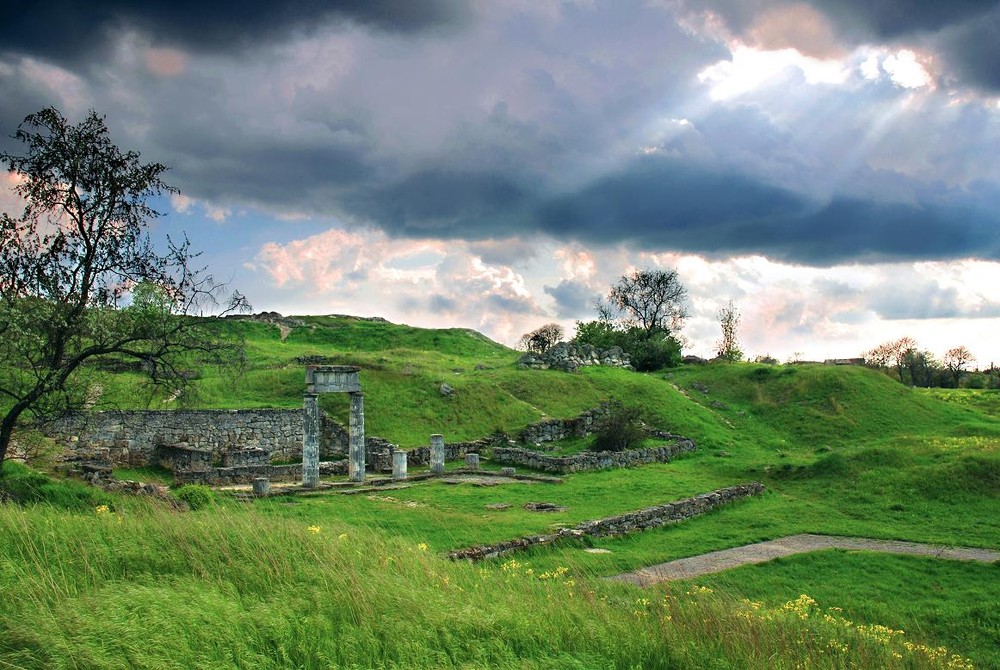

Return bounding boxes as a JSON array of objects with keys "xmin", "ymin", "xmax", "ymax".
[{"xmin": 0, "ymin": 498, "xmax": 975, "ymax": 669}]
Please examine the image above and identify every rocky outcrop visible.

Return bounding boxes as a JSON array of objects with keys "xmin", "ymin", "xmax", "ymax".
[{"xmin": 518, "ymin": 342, "xmax": 633, "ymax": 372}]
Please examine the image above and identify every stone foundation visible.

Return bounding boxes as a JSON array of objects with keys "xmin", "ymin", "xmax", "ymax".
[
  {"xmin": 448, "ymin": 483, "xmax": 765, "ymax": 561},
  {"xmin": 491, "ymin": 438, "xmax": 696, "ymax": 474}
]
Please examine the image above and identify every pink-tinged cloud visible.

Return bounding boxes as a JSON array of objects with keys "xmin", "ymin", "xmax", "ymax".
[
  {"xmin": 251, "ymin": 227, "xmax": 544, "ymax": 342},
  {"xmin": 144, "ymin": 47, "xmax": 187, "ymax": 77},
  {"xmin": 746, "ymin": 4, "xmax": 843, "ymax": 60},
  {"xmin": 0, "ymin": 172, "xmax": 27, "ymax": 216}
]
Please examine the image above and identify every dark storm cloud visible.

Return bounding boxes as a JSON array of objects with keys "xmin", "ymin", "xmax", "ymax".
[
  {"xmin": 543, "ymin": 280, "xmax": 600, "ymax": 319},
  {"xmin": 0, "ymin": 70, "xmax": 53, "ymax": 154},
  {"xmin": 540, "ymin": 156, "xmax": 1000, "ymax": 265},
  {"xmin": 331, "ymin": 153, "xmax": 999, "ymax": 266},
  {"xmin": 808, "ymin": 0, "xmax": 993, "ymax": 37},
  {"xmin": 343, "ymin": 169, "xmax": 537, "ymax": 238},
  {"xmin": 0, "ymin": 0, "xmax": 471, "ymax": 67},
  {"xmin": 936, "ymin": 7, "xmax": 1000, "ymax": 91},
  {"xmin": 817, "ymin": 1, "xmax": 1000, "ymax": 93}
]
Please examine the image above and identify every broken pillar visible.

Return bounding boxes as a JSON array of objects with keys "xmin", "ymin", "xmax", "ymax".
[
  {"xmin": 302, "ymin": 393, "xmax": 320, "ymax": 488},
  {"xmin": 465, "ymin": 453, "xmax": 480, "ymax": 470},
  {"xmin": 252, "ymin": 477, "xmax": 270, "ymax": 497},
  {"xmin": 349, "ymin": 392, "xmax": 365, "ymax": 482},
  {"xmin": 392, "ymin": 450, "xmax": 408, "ymax": 480},
  {"xmin": 430, "ymin": 434, "xmax": 445, "ymax": 474}
]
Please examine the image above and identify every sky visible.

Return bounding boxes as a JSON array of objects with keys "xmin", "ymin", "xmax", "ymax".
[{"xmin": 2, "ymin": 0, "xmax": 999, "ymax": 364}]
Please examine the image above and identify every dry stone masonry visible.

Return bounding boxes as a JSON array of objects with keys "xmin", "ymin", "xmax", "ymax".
[
  {"xmin": 448, "ymin": 483, "xmax": 765, "ymax": 561},
  {"xmin": 492, "ymin": 438, "xmax": 697, "ymax": 474},
  {"xmin": 518, "ymin": 342, "xmax": 633, "ymax": 372}
]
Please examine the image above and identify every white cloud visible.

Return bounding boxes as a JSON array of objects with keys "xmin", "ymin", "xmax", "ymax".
[
  {"xmin": 698, "ymin": 44, "xmax": 850, "ymax": 101},
  {"xmin": 882, "ymin": 49, "xmax": 933, "ymax": 89}
]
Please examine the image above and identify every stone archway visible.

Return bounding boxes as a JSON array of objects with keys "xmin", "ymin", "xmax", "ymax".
[{"xmin": 302, "ymin": 365, "xmax": 364, "ymax": 487}]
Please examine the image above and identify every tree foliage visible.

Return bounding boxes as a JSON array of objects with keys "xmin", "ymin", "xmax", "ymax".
[
  {"xmin": 715, "ymin": 299, "xmax": 743, "ymax": 362},
  {"xmin": 598, "ymin": 268, "xmax": 688, "ymax": 337},
  {"xmin": 0, "ymin": 107, "xmax": 248, "ymax": 467},
  {"xmin": 518, "ymin": 323, "xmax": 564, "ymax": 354},
  {"xmin": 574, "ymin": 268, "xmax": 686, "ymax": 372}
]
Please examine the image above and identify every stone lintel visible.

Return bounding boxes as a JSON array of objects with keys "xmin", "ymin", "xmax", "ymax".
[{"xmin": 306, "ymin": 365, "xmax": 361, "ymax": 394}]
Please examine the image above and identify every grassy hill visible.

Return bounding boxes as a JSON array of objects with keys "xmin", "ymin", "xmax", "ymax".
[{"xmin": 3, "ymin": 314, "xmax": 999, "ymax": 668}]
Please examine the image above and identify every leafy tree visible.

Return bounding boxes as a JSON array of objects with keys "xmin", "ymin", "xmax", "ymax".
[
  {"xmin": 598, "ymin": 268, "xmax": 688, "ymax": 338},
  {"xmin": 0, "ymin": 107, "xmax": 248, "ymax": 468},
  {"xmin": 572, "ymin": 322, "xmax": 682, "ymax": 371},
  {"xmin": 715, "ymin": 299, "xmax": 743, "ymax": 362},
  {"xmin": 571, "ymin": 320, "xmax": 620, "ymax": 351},
  {"xmin": 943, "ymin": 346, "xmax": 975, "ymax": 388},
  {"xmin": 518, "ymin": 323, "xmax": 564, "ymax": 354},
  {"xmin": 575, "ymin": 268, "xmax": 686, "ymax": 372}
]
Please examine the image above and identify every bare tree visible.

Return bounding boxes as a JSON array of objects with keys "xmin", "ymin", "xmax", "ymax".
[
  {"xmin": 0, "ymin": 107, "xmax": 248, "ymax": 467},
  {"xmin": 865, "ymin": 336, "xmax": 917, "ymax": 383},
  {"xmin": 598, "ymin": 268, "xmax": 688, "ymax": 338},
  {"xmin": 715, "ymin": 300, "xmax": 743, "ymax": 362},
  {"xmin": 518, "ymin": 323, "xmax": 564, "ymax": 354},
  {"xmin": 944, "ymin": 346, "xmax": 975, "ymax": 387}
]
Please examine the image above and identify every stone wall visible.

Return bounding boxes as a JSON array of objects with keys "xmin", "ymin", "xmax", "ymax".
[
  {"xmin": 174, "ymin": 459, "xmax": 349, "ymax": 486},
  {"xmin": 405, "ymin": 437, "xmax": 496, "ymax": 466},
  {"xmin": 448, "ymin": 483, "xmax": 765, "ymax": 561},
  {"xmin": 491, "ymin": 438, "xmax": 696, "ymax": 474},
  {"xmin": 41, "ymin": 409, "xmax": 352, "ymax": 467},
  {"xmin": 518, "ymin": 342, "xmax": 633, "ymax": 372},
  {"xmin": 516, "ymin": 404, "xmax": 610, "ymax": 446}
]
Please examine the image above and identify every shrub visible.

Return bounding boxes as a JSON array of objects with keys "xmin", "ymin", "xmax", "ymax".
[
  {"xmin": 0, "ymin": 461, "xmax": 111, "ymax": 510},
  {"xmin": 172, "ymin": 484, "xmax": 215, "ymax": 510},
  {"xmin": 592, "ymin": 401, "xmax": 645, "ymax": 452},
  {"xmin": 629, "ymin": 335, "xmax": 683, "ymax": 371}
]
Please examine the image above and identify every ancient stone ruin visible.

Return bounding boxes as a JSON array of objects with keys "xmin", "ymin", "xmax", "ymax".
[
  {"xmin": 517, "ymin": 342, "xmax": 633, "ymax": 372},
  {"xmin": 303, "ymin": 365, "xmax": 364, "ymax": 487}
]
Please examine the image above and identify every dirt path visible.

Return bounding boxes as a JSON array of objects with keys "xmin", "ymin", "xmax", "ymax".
[{"xmin": 609, "ymin": 534, "xmax": 1000, "ymax": 586}]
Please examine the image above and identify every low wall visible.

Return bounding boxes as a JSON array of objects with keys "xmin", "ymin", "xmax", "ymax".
[
  {"xmin": 491, "ymin": 438, "xmax": 696, "ymax": 474},
  {"xmin": 516, "ymin": 405, "xmax": 610, "ymax": 446},
  {"xmin": 405, "ymin": 437, "xmax": 496, "ymax": 466},
  {"xmin": 448, "ymin": 483, "xmax": 765, "ymax": 561},
  {"xmin": 174, "ymin": 459, "xmax": 349, "ymax": 486}
]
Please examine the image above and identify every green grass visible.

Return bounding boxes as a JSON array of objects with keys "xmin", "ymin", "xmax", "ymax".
[
  {"xmin": 685, "ymin": 551, "xmax": 1000, "ymax": 670},
  {"xmin": 5, "ymin": 317, "xmax": 1000, "ymax": 667},
  {"xmin": 0, "ymin": 494, "xmax": 980, "ymax": 669}
]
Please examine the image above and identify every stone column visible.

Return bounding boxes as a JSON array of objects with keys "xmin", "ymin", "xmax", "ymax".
[
  {"xmin": 349, "ymin": 392, "xmax": 366, "ymax": 482},
  {"xmin": 465, "ymin": 453, "xmax": 480, "ymax": 470},
  {"xmin": 392, "ymin": 450, "xmax": 408, "ymax": 480},
  {"xmin": 430, "ymin": 434, "xmax": 445, "ymax": 474},
  {"xmin": 252, "ymin": 477, "xmax": 270, "ymax": 497},
  {"xmin": 302, "ymin": 393, "xmax": 320, "ymax": 488}
]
